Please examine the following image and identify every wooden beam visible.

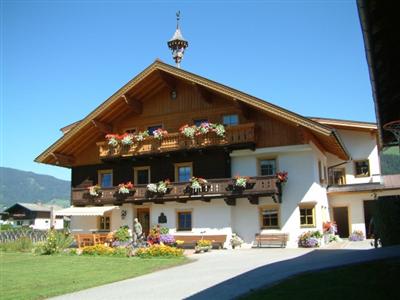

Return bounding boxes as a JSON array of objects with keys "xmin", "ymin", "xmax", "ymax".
[
  {"xmin": 193, "ymin": 83, "xmax": 212, "ymax": 103},
  {"xmin": 50, "ymin": 152, "xmax": 75, "ymax": 166},
  {"xmin": 121, "ymin": 95, "xmax": 142, "ymax": 114},
  {"xmin": 157, "ymin": 70, "xmax": 176, "ymax": 91},
  {"xmin": 91, "ymin": 120, "xmax": 112, "ymax": 134},
  {"xmin": 224, "ymin": 197, "xmax": 236, "ymax": 206},
  {"xmin": 247, "ymin": 195, "xmax": 259, "ymax": 205}
]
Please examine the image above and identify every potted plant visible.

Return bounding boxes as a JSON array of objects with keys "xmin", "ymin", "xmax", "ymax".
[
  {"xmin": 120, "ymin": 133, "xmax": 134, "ymax": 147},
  {"xmin": 83, "ymin": 185, "xmax": 102, "ymax": 204},
  {"xmin": 298, "ymin": 230, "xmax": 322, "ymax": 248},
  {"xmin": 197, "ymin": 122, "xmax": 212, "ymax": 135},
  {"xmin": 211, "ymin": 123, "xmax": 226, "ymax": 137},
  {"xmin": 322, "ymin": 221, "xmax": 338, "ymax": 244},
  {"xmin": 146, "ymin": 180, "xmax": 172, "ymax": 198},
  {"xmin": 105, "ymin": 134, "xmax": 119, "ymax": 147},
  {"xmin": 227, "ymin": 175, "xmax": 254, "ymax": 192},
  {"xmin": 195, "ymin": 239, "xmax": 212, "ymax": 253},
  {"xmin": 349, "ymin": 230, "xmax": 365, "ymax": 241},
  {"xmin": 230, "ymin": 233, "xmax": 243, "ymax": 249}
]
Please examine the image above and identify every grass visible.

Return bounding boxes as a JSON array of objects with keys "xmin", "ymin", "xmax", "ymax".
[
  {"xmin": 0, "ymin": 252, "xmax": 189, "ymax": 300},
  {"xmin": 242, "ymin": 258, "xmax": 400, "ymax": 300}
]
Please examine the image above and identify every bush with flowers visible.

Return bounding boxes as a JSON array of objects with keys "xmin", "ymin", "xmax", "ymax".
[
  {"xmin": 195, "ymin": 239, "xmax": 212, "ymax": 253},
  {"xmin": 160, "ymin": 234, "xmax": 175, "ymax": 246},
  {"xmin": 135, "ymin": 244, "xmax": 184, "ymax": 258},
  {"xmin": 349, "ymin": 230, "xmax": 365, "ymax": 241},
  {"xmin": 298, "ymin": 231, "xmax": 322, "ymax": 248},
  {"xmin": 180, "ymin": 124, "xmax": 197, "ymax": 139}
]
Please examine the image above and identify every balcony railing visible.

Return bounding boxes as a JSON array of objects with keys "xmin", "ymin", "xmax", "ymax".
[
  {"xmin": 97, "ymin": 123, "xmax": 255, "ymax": 158},
  {"xmin": 72, "ymin": 176, "xmax": 280, "ymax": 206}
]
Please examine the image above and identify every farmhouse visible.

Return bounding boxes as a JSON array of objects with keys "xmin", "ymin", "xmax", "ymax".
[
  {"xmin": 2, "ymin": 203, "xmax": 64, "ymax": 230},
  {"xmin": 35, "ymin": 19, "xmax": 400, "ymax": 247}
]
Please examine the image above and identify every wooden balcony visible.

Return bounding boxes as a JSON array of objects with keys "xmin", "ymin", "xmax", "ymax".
[
  {"xmin": 97, "ymin": 123, "xmax": 255, "ymax": 159},
  {"xmin": 72, "ymin": 176, "xmax": 281, "ymax": 207}
]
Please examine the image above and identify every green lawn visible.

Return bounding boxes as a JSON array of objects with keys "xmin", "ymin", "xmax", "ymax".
[
  {"xmin": 242, "ymin": 258, "xmax": 400, "ymax": 300},
  {"xmin": 0, "ymin": 252, "xmax": 189, "ymax": 300}
]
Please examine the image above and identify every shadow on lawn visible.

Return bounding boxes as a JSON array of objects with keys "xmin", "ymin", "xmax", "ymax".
[{"xmin": 186, "ymin": 246, "xmax": 400, "ymax": 300}]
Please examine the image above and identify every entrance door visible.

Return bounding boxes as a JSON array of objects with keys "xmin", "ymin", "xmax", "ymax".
[
  {"xmin": 363, "ymin": 200, "xmax": 376, "ymax": 238},
  {"xmin": 333, "ymin": 207, "xmax": 349, "ymax": 238},
  {"xmin": 136, "ymin": 208, "xmax": 150, "ymax": 236}
]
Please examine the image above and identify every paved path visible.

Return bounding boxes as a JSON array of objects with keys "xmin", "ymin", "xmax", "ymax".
[{"xmin": 51, "ymin": 244, "xmax": 400, "ymax": 300}]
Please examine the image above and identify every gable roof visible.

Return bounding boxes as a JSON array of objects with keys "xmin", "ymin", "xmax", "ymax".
[
  {"xmin": 35, "ymin": 60, "xmax": 349, "ymax": 166},
  {"xmin": 5, "ymin": 203, "xmax": 62, "ymax": 213},
  {"xmin": 310, "ymin": 117, "xmax": 377, "ymax": 131}
]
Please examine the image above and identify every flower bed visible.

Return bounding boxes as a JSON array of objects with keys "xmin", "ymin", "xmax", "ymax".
[
  {"xmin": 349, "ymin": 230, "xmax": 365, "ymax": 241},
  {"xmin": 135, "ymin": 244, "xmax": 183, "ymax": 258},
  {"xmin": 298, "ymin": 231, "xmax": 322, "ymax": 248}
]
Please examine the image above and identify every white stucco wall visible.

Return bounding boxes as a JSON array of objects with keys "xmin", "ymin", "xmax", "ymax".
[
  {"xmin": 328, "ymin": 189, "xmax": 400, "ymax": 237},
  {"xmin": 327, "ymin": 129, "xmax": 381, "ymax": 184},
  {"xmin": 70, "ymin": 216, "xmax": 98, "ymax": 233}
]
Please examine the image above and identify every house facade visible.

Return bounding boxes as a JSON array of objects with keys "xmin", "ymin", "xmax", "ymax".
[
  {"xmin": 36, "ymin": 61, "xmax": 400, "ymax": 247},
  {"xmin": 2, "ymin": 203, "xmax": 64, "ymax": 230}
]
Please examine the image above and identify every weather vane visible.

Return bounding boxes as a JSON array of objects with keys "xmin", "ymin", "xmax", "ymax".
[{"xmin": 167, "ymin": 11, "xmax": 189, "ymax": 68}]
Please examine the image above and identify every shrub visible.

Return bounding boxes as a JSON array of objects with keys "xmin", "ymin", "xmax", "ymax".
[
  {"xmin": 33, "ymin": 230, "xmax": 74, "ymax": 255},
  {"xmin": 230, "ymin": 233, "xmax": 243, "ymax": 248},
  {"xmin": 82, "ymin": 244, "xmax": 115, "ymax": 256},
  {"xmin": 0, "ymin": 237, "xmax": 33, "ymax": 252},
  {"xmin": 0, "ymin": 224, "xmax": 14, "ymax": 231},
  {"xmin": 374, "ymin": 195, "xmax": 400, "ymax": 246},
  {"xmin": 196, "ymin": 239, "xmax": 212, "ymax": 247},
  {"xmin": 349, "ymin": 230, "xmax": 365, "ymax": 241},
  {"xmin": 160, "ymin": 227, "xmax": 169, "ymax": 235},
  {"xmin": 298, "ymin": 231, "xmax": 322, "ymax": 248},
  {"xmin": 115, "ymin": 226, "xmax": 131, "ymax": 242},
  {"xmin": 135, "ymin": 244, "xmax": 183, "ymax": 258}
]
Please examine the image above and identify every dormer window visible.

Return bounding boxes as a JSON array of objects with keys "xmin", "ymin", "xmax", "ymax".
[{"xmin": 355, "ymin": 160, "xmax": 370, "ymax": 177}]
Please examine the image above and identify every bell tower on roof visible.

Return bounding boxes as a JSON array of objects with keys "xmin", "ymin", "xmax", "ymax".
[{"xmin": 167, "ymin": 11, "xmax": 189, "ymax": 68}]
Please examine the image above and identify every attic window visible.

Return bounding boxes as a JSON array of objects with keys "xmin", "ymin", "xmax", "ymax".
[{"xmin": 223, "ymin": 114, "xmax": 239, "ymax": 126}]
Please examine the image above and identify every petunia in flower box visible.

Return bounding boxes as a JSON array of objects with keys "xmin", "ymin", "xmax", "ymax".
[
  {"xmin": 105, "ymin": 134, "xmax": 119, "ymax": 147},
  {"xmin": 153, "ymin": 128, "xmax": 168, "ymax": 140},
  {"xmin": 180, "ymin": 124, "xmax": 197, "ymax": 139},
  {"xmin": 187, "ymin": 177, "xmax": 209, "ymax": 194}
]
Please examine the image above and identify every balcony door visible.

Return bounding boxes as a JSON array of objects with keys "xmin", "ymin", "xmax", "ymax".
[{"xmin": 134, "ymin": 166, "xmax": 151, "ymax": 185}]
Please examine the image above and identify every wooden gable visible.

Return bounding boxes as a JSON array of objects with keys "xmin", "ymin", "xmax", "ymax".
[{"xmin": 36, "ymin": 60, "xmax": 349, "ymax": 167}]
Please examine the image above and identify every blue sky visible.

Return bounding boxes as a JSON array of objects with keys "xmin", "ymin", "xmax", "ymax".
[{"xmin": 1, "ymin": 0, "xmax": 374, "ymax": 181}]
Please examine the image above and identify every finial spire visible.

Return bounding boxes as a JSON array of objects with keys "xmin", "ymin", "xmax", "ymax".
[{"xmin": 168, "ymin": 11, "xmax": 189, "ymax": 68}]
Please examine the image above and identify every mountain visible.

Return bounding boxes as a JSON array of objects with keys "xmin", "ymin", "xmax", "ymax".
[{"xmin": 0, "ymin": 167, "xmax": 70, "ymax": 210}]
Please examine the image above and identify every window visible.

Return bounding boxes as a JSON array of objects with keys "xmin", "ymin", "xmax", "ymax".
[
  {"xmin": 260, "ymin": 206, "xmax": 280, "ymax": 229},
  {"xmin": 134, "ymin": 166, "xmax": 151, "ymax": 185},
  {"xmin": 329, "ymin": 168, "xmax": 346, "ymax": 185},
  {"xmin": 194, "ymin": 119, "xmax": 208, "ymax": 127},
  {"xmin": 177, "ymin": 211, "xmax": 192, "ymax": 231},
  {"xmin": 222, "ymin": 114, "xmax": 239, "ymax": 126},
  {"xmin": 260, "ymin": 159, "xmax": 276, "ymax": 176},
  {"xmin": 98, "ymin": 170, "xmax": 113, "ymax": 188},
  {"xmin": 175, "ymin": 162, "xmax": 193, "ymax": 182},
  {"xmin": 124, "ymin": 128, "xmax": 137, "ymax": 134},
  {"xmin": 147, "ymin": 125, "xmax": 162, "ymax": 135},
  {"xmin": 99, "ymin": 216, "xmax": 110, "ymax": 230},
  {"xmin": 299, "ymin": 206, "xmax": 315, "ymax": 227},
  {"xmin": 355, "ymin": 160, "xmax": 370, "ymax": 177}
]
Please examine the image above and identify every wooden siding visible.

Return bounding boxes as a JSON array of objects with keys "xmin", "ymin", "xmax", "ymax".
[{"xmin": 72, "ymin": 149, "xmax": 231, "ymax": 188}]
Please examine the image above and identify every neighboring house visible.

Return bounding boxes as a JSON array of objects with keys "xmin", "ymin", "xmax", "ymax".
[
  {"xmin": 2, "ymin": 203, "xmax": 64, "ymax": 230},
  {"xmin": 35, "ymin": 60, "xmax": 400, "ymax": 247}
]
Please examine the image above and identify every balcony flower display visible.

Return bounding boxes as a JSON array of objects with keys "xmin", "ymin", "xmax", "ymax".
[
  {"xmin": 189, "ymin": 177, "xmax": 208, "ymax": 193},
  {"xmin": 277, "ymin": 171, "xmax": 288, "ymax": 183},
  {"xmin": 197, "ymin": 122, "xmax": 212, "ymax": 135},
  {"xmin": 234, "ymin": 176, "xmax": 249, "ymax": 188},
  {"xmin": 88, "ymin": 185, "xmax": 102, "ymax": 197},
  {"xmin": 146, "ymin": 183, "xmax": 158, "ymax": 193},
  {"xmin": 121, "ymin": 134, "xmax": 134, "ymax": 146},
  {"xmin": 118, "ymin": 182, "xmax": 134, "ymax": 194},
  {"xmin": 157, "ymin": 179, "xmax": 171, "ymax": 194},
  {"xmin": 135, "ymin": 130, "xmax": 149, "ymax": 142},
  {"xmin": 180, "ymin": 124, "xmax": 197, "ymax": 139},
  {"xmin": 153, "ymin": 128, "xmax": 168, "ymax": 140},
  {"xmin": 212, "ymin": 124, "xmax": 226, "ymax": 137},
  {"xmin": 105, "ymin": 134, "xmax": 119, "ymax": 147}
]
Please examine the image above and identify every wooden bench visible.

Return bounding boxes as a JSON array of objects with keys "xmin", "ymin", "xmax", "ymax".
[
  {"xmin": 255, "ymin": 233, "xmax": 289, "ymax": 248},
  {"xmin": 173, "ymin": 235, "xmax": 227, "ymax": 249}
]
